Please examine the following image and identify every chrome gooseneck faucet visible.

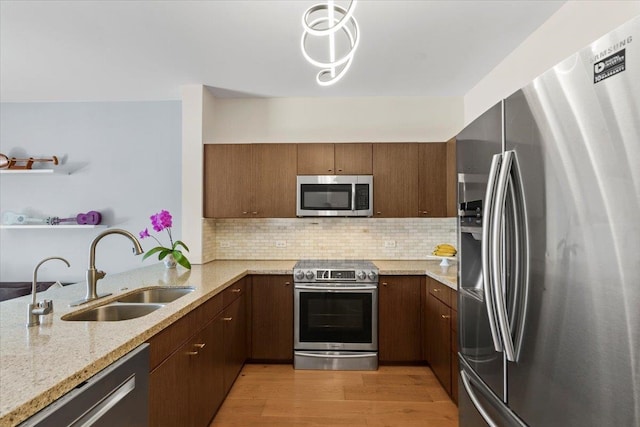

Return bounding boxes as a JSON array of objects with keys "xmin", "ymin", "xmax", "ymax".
[
  {"xmin": 28, "ymin": 256, "xmax": 71, "ymax": 327},
  {"xmin": 70, "ymin": 229, "xmax": 144, "ymax": 307}
]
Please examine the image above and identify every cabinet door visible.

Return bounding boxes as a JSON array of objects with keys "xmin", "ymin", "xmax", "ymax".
[
  {"xmin": 149, "ymin": 340, "xmax": 191, "ymax": 426},
  {"xmin": 191, "ymin": 316, "xmax": 225, "ymax": 426},
  {"xmin": 335, "ymin": 143, "xmax": 372, "ymax": 174},
  {"xmin": 378, "ymin": 276, "xmax": 423, "ymax": 362},
  {"xmin": 427, "ymin": 293, "xmax": 452, "ymax": 394},
  {"xmin": 373, "ymin": 143, "xmax": 419, "ymax": 217},
  {"xmin": 252, "ymin": 144, "xmax": 297, "ymax": 218},
  {"xmin": 251, "ymin": 275, "xmax": 294, "ymax": 361},
  {"xmin": 223, "ymin": 294, "xmax": 247, "ymax": 393},
  {"xmin": 204, "ymin": 144, "xmax": 252, "ymax": 218},
  {"xmin": 418, "ymin": 143, "xmax": 447, "ymax": 217},
  {"xmin": 297, "ymin": 143, "xmax": 335, "ymax": 174},
  {"xmin": 445, "ymin": 137, "xmax": 457, "ymax": 217}
]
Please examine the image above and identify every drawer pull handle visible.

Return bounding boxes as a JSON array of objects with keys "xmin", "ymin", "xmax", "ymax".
[
  {"xmin": 223, "ymin": 317, "xmax": 233, "ymax": 321},
  {"xmin": 194, "ymin": 343, "xmax": 206, "ymax": 349},
  {"xmin": 382, "ymin": 282, "xmax": 388, "ymax": 286},
  {"xmin": 441, "ymin": 314, "xmax": 451, "ymax": 319},
  {"xmin": 231, "ymin": 288, "xmax": 241, "ymax": 293},
  {"xmin": 186, "ymin": 351, "xmax": 199, "ymax": 356},
  {"xmin": 433, "ymin": 288, "xmax": 440, "ymax": 292},
  {"xmin": 284, "ymin": 282, "xmax": 291, "ymax": 286}
]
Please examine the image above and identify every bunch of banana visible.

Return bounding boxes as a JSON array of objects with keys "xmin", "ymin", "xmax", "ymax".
[{"xmin": 433, "ymin": 243, "xmax": 457, "ymax": 257}]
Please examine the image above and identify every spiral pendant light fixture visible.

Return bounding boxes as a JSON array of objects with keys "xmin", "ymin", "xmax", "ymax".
[{"xmin": 301, "ymin": 0, "xmax": 360, "ymax": 86}]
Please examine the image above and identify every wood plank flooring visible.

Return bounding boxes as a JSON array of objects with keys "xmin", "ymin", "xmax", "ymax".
[{"xmin": 210, "ymin": 364, "xmax": 459, "ymax": 427}]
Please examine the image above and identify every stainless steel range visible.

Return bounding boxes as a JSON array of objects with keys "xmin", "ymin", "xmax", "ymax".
[{"xmin": 293, "ymin": 260, "xmax": 378, "ymax": 370}]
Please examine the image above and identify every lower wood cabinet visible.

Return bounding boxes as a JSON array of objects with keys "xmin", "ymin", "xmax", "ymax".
[
  {"xmin": 378, "ymin": 275, "xmax": 423, "ymax": 363},
  {"xmin": 223, "ymin": 291, "xmax": 247, "ymax": 393},
  {"xmin": 148, "ymin": 278, "xmax": 247, "ymax": 426},
  {"xmin": 250, "ymin": 275, "xmax": 293, "ymax": 362},
  {"xmin": 425, "ymin": 277, "xmax": 457, "ymax": 402}
]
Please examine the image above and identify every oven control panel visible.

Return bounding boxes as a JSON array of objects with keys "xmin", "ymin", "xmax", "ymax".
[{"xmin": 294, "ymin": 268, "xmax": 378, "ymax": 283}]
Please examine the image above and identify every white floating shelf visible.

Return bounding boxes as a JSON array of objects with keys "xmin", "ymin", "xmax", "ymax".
[
  {"xmin": 0, "ymin": 168, "xmax": 71, "ymax": 175},
  {"xmin": 0, "ymin": 225, "xmax": 107, "ymax": 229}
]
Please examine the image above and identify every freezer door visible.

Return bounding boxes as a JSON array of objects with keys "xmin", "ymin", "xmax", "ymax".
[
  {"xmin": 457, "ymin": 102, "xmax": 505, "ymax": 400},
  {"xmin": 459, "ymin": 356, "xmax": 526, "ymax": 427},
  {"xmin": 505, "ymin": 16, "xmax": 640, "ymax": 426}
]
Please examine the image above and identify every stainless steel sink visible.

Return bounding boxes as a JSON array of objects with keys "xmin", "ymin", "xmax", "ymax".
[
  {"xmin": 62, "ymin": 303, "xmax": 164, "ymax": 321},
  {"xmin": 116, "ymin": 287, "xmax": 195, "ymax": 304}
]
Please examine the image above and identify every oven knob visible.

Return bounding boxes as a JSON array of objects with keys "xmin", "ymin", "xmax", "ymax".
[
  {"xmin": 305, "ymin": 270, "xmax": 315, "ymax": 280},
  {"xmin": 356, "ymin": 271, "xmax": 366, "ymax": 280},
  {"xmin": 294, "ymin": 270, "xmax": 305, "ymax": 280},
  {"xmin": 368, "ymin": 271, "xmax": 377, "ymax": 281}
]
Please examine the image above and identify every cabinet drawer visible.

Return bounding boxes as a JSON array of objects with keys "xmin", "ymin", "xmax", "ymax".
[
  {"xmin": 428, "ymin": 278, "xmax": 452, "ymax": 307},
  {"xmin": 223, "ymin": 278, "xmax": 246, "ymax": 307}
]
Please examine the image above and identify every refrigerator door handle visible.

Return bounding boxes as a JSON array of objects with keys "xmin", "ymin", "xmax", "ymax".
[
  {"xmin": 490, "ymin": 150, "xmax": 516, "ymax": 361},
  {"xmin": 506, "ymin": 152, "xmax": 530, "ymax": 361},
  {"xmin": 460, "ymin": 369, "xmax": 499, "ymax": 427},
  {"xmin": 482, "ymin": 153, "xmax": 503, "ymax": 352}
]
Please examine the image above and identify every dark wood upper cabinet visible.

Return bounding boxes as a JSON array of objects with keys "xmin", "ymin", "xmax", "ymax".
[
  {"xmin": 378, "ymin": 275, "xmax": 423, "ymax": 362},
  {"xmin": 372, "ymin": 143, "xmax": 420, "ymax": 217},
  {"xmin": 446, "ymin": 137, "xmax": 457, "ymax": 217},
  {"xmin": 204, "ymin": 143, "xmax": 297, "ymax": 218},
  {"xmin": 297, "ymin": 143, "xmax": 372, "ymax": 175},
  {"xmin": 297, "ymin": 143, "xmax": 335, "ymax": 174},
  {"xmin": 204, "ymin": 144, "xmax": 252, "ymax": 218},
  {"xmin": 418, "ymin": 143, "xmax": 448, "ymax": 217},
  {"xmin": 334, "ymin": 143, "xmax": 372, "ymax": 174},
  {"xmin": 252, "ymin": 144, "xmax": 297, "ymax": 218}
]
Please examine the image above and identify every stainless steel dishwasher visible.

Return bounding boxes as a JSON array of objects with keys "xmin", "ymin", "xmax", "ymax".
[{"xmin": 20, "ymin": 344, "xmax": 149, "ymax": 427}]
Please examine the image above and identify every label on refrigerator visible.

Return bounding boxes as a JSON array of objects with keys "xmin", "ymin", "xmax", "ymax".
[{"xmin": 594, "ymin": 48, "xmax": 626, "ymax": 83}]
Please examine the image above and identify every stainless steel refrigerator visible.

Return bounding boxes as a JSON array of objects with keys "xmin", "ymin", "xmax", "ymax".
[{"xmin": 456, "ymin": 16, "xmax": 640, "ymax": 427}]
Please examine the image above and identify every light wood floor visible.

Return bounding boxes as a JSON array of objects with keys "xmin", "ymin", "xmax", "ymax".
[{"xmin": 210, "ymin": 364, "xmax": 459, "ymax": 427}]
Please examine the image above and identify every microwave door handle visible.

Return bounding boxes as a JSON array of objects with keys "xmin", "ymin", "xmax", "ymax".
[{"xmin": 351, "ymin": 183, "xmax": 356, "ymax": 212}]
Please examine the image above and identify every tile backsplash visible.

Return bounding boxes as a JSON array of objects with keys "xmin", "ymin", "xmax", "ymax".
[{"xmin": 203, "ymin": 217, "xmax": 457, "ymax": 260}]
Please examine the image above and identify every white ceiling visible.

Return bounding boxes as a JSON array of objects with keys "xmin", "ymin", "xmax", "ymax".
[{"xmin": 0, "ymin": 0, "xmax": 565, "ymax": 102}]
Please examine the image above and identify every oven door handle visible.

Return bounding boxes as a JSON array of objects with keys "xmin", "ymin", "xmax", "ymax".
[
  {"xmin": 294, "ymin": 284, "xmax": 378, "ymax": 291},
  {"xmin": 295, "ymin": 352, "xmax": 378, "ymax": 359}
]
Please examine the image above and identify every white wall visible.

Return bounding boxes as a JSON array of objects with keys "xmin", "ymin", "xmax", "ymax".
[
  {"xmin": 464, "ymin": 1, "xmax": 640, "ymax": 124},
  {"xmin": 206, "ymin": 96, "xmax": 463, "ymax": 143},
  {"xmin": 0, "ymin": 101, "xmax": 181, "ymax": 283}
]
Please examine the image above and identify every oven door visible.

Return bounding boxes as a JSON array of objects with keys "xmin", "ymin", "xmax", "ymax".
[{"xmin": 294, "ymin": 285, "xmax": 378, "ymax": 351}]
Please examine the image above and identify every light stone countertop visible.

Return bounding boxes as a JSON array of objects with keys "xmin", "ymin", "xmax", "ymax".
[
  {"xmin": 373, "ymin": 259, "xmax": 458, "ymax": 290},
  {"xmin": 0, "ymin": 259, "xmax": 456, "ymax": 426}
]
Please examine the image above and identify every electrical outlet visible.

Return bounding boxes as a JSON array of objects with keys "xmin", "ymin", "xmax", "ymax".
[
  {"xmin": 219, "ymin": 241, "xmax": 230, "ymax": 248},
  {"xmin": 275, "ymin": 240, "xmax": 287, "ymax": 248},
  {"xmin": 384, "ymin": 240, "xmax": 396, "ymax": 248}
]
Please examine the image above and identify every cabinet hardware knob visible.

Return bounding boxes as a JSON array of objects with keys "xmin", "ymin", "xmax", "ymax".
[
  {"xmin": 242, "ymin": 211, "xmax": 248, "ymax": 215},
  {"xmin": 441, "ymin": 314, "xmax": 450, "ymax": 319},
  {"xmin": 223, "ymin": 317, "xmax": 233, "ymax": 321},
  {"xmin": 231, "ymin": 288, "xmax": 241, "ymax": 293},
  {"xmin": 376, "ymin": 212, "xmax": 382, "ymax": 215},
  {"xmin": 338, "ymin": 169, "xmax": 343, "ymax": 172},
  {"xmin": 251, "ymin": 211, "xmax": 258, "ymax": 215},
  {"xmin": 193, "ymin": 343, "xmax": 206, "ymax": 349},
  {"xmin": 328, "ymin": 169, "xmax": 332, "ymax": 172},
  {"xmin": 382, "ymin": 282, "xmax": 388, "ymax": 286},
  {"xmin": 433, "ymin": 288, "xmax": 440, "ymax": 292},
  {"xmin": 186, "ymin": 351, "xmax": 199, "ymax": 356},
  {"xmin": 284, "ymin": 282, "xmax": 291, "ymax": 286}
]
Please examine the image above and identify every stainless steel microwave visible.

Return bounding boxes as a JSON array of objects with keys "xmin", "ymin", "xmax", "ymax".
[{"xmin": 296, "ymin": 175, "xmax": 373, "ymax": 217}]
